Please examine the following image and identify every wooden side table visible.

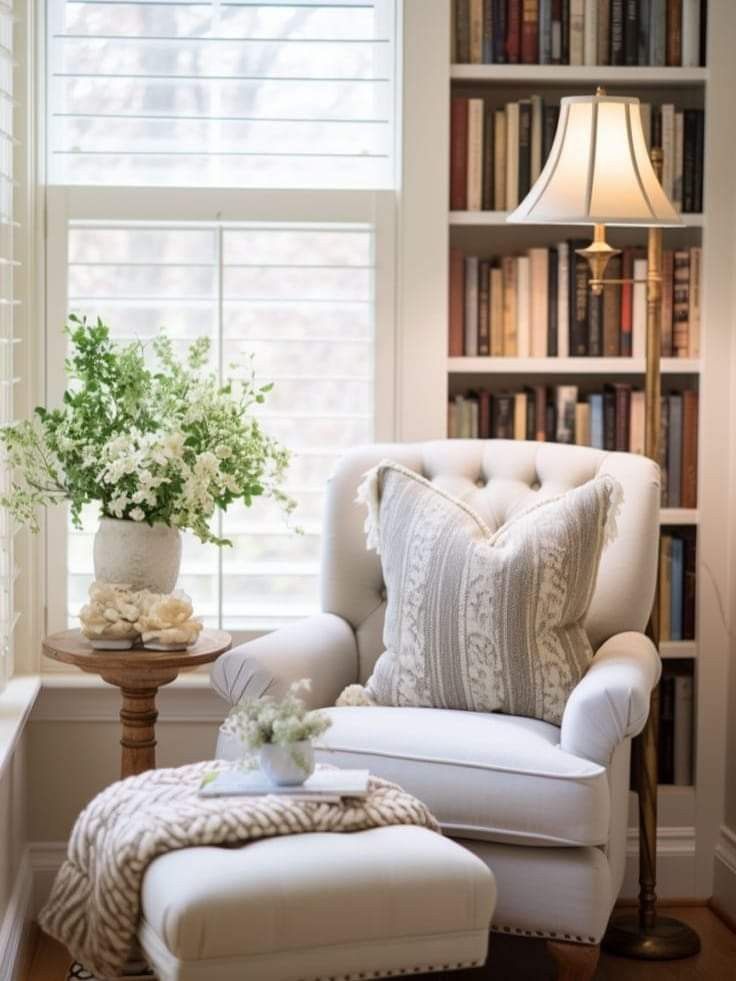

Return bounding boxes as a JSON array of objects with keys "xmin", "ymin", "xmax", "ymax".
[{"xmin": 43, "ymin": 628, "xmax": 232, "ymax": 778}]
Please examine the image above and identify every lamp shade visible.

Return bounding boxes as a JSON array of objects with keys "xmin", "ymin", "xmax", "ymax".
[{"xmin": 507, "ymin": 93, "xmax": 683, "ymax": 227}]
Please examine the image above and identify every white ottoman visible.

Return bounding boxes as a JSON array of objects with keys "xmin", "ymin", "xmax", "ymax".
[{"xmin": 138, "ymin": 825, "xmax": 496, "ymax": 981}]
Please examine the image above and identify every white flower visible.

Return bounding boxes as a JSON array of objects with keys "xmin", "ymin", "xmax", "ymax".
[
  {"xmin": 215, "ymin": 445, "xmax": 232, "ymax": 460},
  {"xmin": 162, "ymin": 432, "xmax": 186, "ymax": 459},
  {"xmin": 129, "ymin": 507, "xmax": 146, "ymax": 522},
  {"xmin": 195, "ymin": 451, "xmax": 219, "ymax": 476},
  {"xmin": 109, "ymin": 494, "xmax": 129, "ymax": 518}
]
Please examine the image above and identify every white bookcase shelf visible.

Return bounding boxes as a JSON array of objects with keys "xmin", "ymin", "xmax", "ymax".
[
  {"xmin": 447, "ymin": 356, "xmax": 701, "ymax": 374},
  {"xmin": 450, "ymin": 65, "xmax": 708, "ymax": 86},
  {"xmin": 660, "ymin": 641, "xmax": 698, "ymax": 660},
  {"xmin": 660, "ymin": 509, "xmax": 698, "ymax": 525}
]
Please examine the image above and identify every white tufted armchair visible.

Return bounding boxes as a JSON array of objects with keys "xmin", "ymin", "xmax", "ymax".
[{"xmin": 212, "ymin": 440, "xmax": 662, "ymax": 979}]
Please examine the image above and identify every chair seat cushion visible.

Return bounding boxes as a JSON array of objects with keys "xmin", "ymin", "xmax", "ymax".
[
  {"xmin": 316, "ymin": 706, "xmax": 609, "ymax": 847},
  {"xmin": 139, "ymin": 826, "xmax": 495, "ymax": 981}
]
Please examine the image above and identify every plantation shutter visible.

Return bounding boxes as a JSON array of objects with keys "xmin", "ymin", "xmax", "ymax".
[
  {"xmin": 48, "ymin": 0, "xmax": 395, "ymax": 189},
  {"xmin": 0, "ymin": 1, "xmax": 19, "ymax": 688}
]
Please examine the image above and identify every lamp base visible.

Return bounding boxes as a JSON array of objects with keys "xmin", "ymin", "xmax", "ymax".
[{"xmin": 602, "ymin": 911, "xmax": 701, "ymax": 960}]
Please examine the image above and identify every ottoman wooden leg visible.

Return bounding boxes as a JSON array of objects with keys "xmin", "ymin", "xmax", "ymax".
[{"xmin": 546, "ymin": 940, "xmax": 600, "ymax": 981}]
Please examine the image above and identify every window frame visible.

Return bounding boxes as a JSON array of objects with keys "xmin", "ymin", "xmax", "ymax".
[{"xmin": 44, "ymin": 184, "xmax": 397, "ymax": 650}]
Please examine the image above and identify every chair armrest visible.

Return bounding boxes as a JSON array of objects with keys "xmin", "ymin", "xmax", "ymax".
[
  {"xmin": 210, "ymin": 613, "xmax": 359, "ymax": 709},
  {"xmin": 560, "ymin": 631, "xmax": 662, "ymax": 766}
]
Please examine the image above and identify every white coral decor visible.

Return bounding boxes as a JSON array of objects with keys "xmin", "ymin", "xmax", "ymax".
[
  {"xmin": 79, "ymin": 583, "xmax": 141, "ymax": 643},
  {"xmin": 135, "ymin": 590, "xmax": 203, "ymax": 648},
  {"xmin": 79, "ymin": 582, "xmax": 202, "ymax": 650}
]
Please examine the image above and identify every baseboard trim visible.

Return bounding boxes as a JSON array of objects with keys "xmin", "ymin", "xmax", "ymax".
[
  {"xmin": 713, "ymin": 824, "xmax": 736, "ymax": 925},
  {"xmin": 0, "ymin": 849, "xmax": 33, "ymax": 981},
  {"xmin": 620, "ymin": 826, "xmax": 696, "ymax": 900}
]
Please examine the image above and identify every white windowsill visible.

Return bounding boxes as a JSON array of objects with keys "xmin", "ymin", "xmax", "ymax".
[{"xmin": 0, "ymin": 674, "xmax": 41, "ymax": 777}]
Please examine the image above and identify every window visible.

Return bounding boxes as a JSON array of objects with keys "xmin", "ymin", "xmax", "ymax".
[
  {"xmin": 45, "ymin": 1, "xmax": 397, "ymax": 642},
  {"xmin": 0, "ymin": 1, "xmax": 19, "ymax": 689}
]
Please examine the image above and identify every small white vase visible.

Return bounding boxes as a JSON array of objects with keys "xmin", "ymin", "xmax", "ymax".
[
  {"xmin": 93, "ymin": 517, "xmax": 182, "ymax": 593},
  {"xmin": 259, "ymin": 741, "xmax": 315, "ymax": 786}
]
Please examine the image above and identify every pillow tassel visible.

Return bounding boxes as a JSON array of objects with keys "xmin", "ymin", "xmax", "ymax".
[
  {"xmin": 336, "ymin": 684, "xmax": 376, "ymax": 707},
  {"xmin": 355, "ymin": 463, "xmax": 384, "ymax": 554},
  {"xmin": 603, "ymin": 477, "xmax": 625, "ymax": 547}
]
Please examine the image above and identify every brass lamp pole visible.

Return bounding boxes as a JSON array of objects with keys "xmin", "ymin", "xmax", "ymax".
[{"xmin": 508, "ymin": 89, "xmax": 700, "ymax": 959}]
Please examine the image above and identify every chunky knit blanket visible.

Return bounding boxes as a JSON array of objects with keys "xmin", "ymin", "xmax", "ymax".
[{"xmin": 39, "ymin": 761, "xmax": 439, "ymax": 981}]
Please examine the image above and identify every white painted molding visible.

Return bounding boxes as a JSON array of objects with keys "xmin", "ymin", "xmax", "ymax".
[
  {"xmin": 621, "ymin": 826, "xmax": 696, "ymax": 900},
  {"xmin": 32, "ymin": 675, "xmax": 228, "ymax": 724},
  {"xmin": 713, "ymin": 824, "xmax": 736, "ymax": 922},
  {"xmin": 0, "ymin": 849, "xmax": 32, "ymax": 981},
  {"xmin": 626, "ymin": 825, "xmax": 697, "ymax": 856}
]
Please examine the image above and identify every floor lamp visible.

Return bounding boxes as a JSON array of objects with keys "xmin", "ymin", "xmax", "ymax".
[{"xmin": 507, "ymin": 88, "xmax": 700, "ymax": 959}]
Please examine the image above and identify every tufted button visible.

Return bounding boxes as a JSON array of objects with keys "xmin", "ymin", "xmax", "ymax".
[
  {"xmin": 530, "ymin": 480, "xmax": 541, "ymax": 491},
  {"xmin": 475, "ymin": 477, "xmax": 485, "ymax": 488}
]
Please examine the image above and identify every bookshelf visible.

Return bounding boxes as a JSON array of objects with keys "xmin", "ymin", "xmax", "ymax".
[{"xmin": 399, "ymin": 0, "xmax": 734, "ymax": 900}]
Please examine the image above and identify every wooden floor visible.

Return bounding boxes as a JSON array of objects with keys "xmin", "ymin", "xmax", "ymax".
[{"xmin": 25, "ymin": 908, "xmax": 736, "ymax": 981}]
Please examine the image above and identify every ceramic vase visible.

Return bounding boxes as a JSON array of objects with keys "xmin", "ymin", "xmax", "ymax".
[
  {"xmin": 93, "ymin": 517, "xmax": 182, "ymax": 593},
  {"xmin": 259, "ymin": 741, "xmax": 315, "ymax": 786}
]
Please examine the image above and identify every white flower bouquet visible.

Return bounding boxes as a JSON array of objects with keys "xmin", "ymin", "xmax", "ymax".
[{"xmin": 0, "ymin": 316, "xmax": 294, "ymax": 544}]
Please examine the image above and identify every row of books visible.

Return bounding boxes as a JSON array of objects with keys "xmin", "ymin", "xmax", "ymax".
[
  {"xmin": 659, "ymin": 531, "xmax": 696, "ymax": 642},
  {"xmin": 449, "ymin": 245, "xmax": 702, "ymax": 359},
  {"xmin": 447, "ymin": 386, "xmax": 698, "ymax": 507},
  {"xmin": 453, "ymin": 0, "xmax": 706, "ymax": 67},
  {"xmin": 450, "ymin": 96, "xmax": 705, "ymax": 212},
  {"xmin": 658, "ymin": 666, "xmax": 695, "ymax": 786}
]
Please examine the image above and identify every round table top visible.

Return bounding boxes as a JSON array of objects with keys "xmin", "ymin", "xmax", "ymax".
[{"xmin": 42, "ymin": 628, "xmax": 232, "ymax": 674}]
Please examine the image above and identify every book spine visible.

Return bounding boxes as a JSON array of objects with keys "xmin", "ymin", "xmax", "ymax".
[
  {"xmin": 681, "ymin": 389, "xmax": 698, "ymax": 508},
  {"xmin": 699, "ymin": 0, "xmax": 707, "ymax": 66},
  {"xmin": 683, "ymin": 534, "xmax": 696, "ymax": 638},
  {"xmin": 673, "ymin": 674, "xmax": 694, "ymax": 786},
  {"xmin": 638, "ymin": 0, "xmax": 651, "ymax": 64},
  {"xmin": 597, "ymin": 0, "xmax": 611, "ymax": 64},
  {"xmin": 449, "ymin": 247, "xmax": 465, "ymax": 356},
  {"xmin": 521, "ymin": 0, "xmax": 540, "ymax": 63},
  {"xmin": 575, "ymin": 402, "xmax": 590, "ymax": 446},
  {"xmin": 661, "ymin": 103, "xmax": 675, "ymax": 201},
  {"xmin": 589, "ymin": 393, "xmax": 604, "ymax": 449},
  {"xmin": 455, "ymin": 0, "xmax": 471, "ymax": 62},
  {"xmin": 492, "ymin": 0, "xmax": 507, "ymax": 62},
  {"xmin": 555, "ymin": 385, "xmax": 578, "ymax": 443},
  {"xmin": 551, "ymin": 0, "xmax": 563, "ymax": 63},
  {"xmin": 632, "ymin": 256, "xmax": 648, "ymax": 359},
  {"xmin": 672, "ymin": 248, "xmax": 690, "ymax": 357},
  {"xmin": 630, "ymin": 390, "xmax": 646, "ymax": 455},
  {"xmin": 514, "ymin": 392, "xmax": 528, "ymax": 440},
  {"xmin": 673, "ymin": 110, "xmax": 684, "ymax": 211},
  {"xmin": 603, "ymin": 253, "xmax": 622, "ymax": 357},
  {"xmin": 640, "ymin": 101, "xmax": 652, "ymax": 150},
  {"xmin": 483, "ymin": 0, "xmax": 494, "ymax": 62},
  {"xmin": 570, "ymin": 240, "xmax": 589, "ymax": 356},
  {"xmin": 469, "ymin": 0, "xmax": 484, "ymax": 62},
  {"xmin": 602, "ymin": 387, "xmax": 616, "ymax": 450},
  {"xmin": 493, "ymin": 109, "xmax": 507, "ymax": 210},
  {"xmin": 506, "ymin": 0, "xmax": 522, "ymax": 62},
  {"xmin": 539, "ymin": 0, "xmax": 552, "ymax": 63},
  {"xmin": 688, "ymin": 245, "xmax": 701, "ymax": 358},
  {"xmin": 535, "ymin": 383, "xmax": 547, "ymax": 440},
  {"xmin": 547, "ymin": 246, "xmax": 558, "ymax": 358},
  {"xmin": 610, "ymin": 0, "xmax": 625, "ymax": 64},
  {"xmin": 490, "ymin": 265, "xmax": 504, "ymax": 356},
  {"xmin": 624, "ymin": 0, "xmax": 638, "ymax": 65},
  {"xmin": 447, "ymin": 397, "xmax": 458, "ymax": 438},
  {"xmin": 659, "ymin": 394, "xmax": 669, "ymax": 506},
  {"xmin": 661, "ymin": 249, "xmax": 674, "ymax": 357},
  {"xmin": 667, "ymin": 392, "xmax": 683, "ymax": 507},
  {"xmin": 450, "ymin": 97, "xmax": 469, "ymax": 210},
  {"xmin": 620, "ymin": 248, "xmax": 634, "ymax": 357},
  {"xmin": 482, "ymin": 101, "xmax": 494, "ymax": 210},
  {"xmin": 516, "ymin": 255, "xmax": 531, "ymax": 357},
  {"xmin": 682, "ymin": 109, "xmax": 697, "ymax": 213},
  {"xmin": 569, "ymin": 0, "xmax": 585, "ymax": 65},
  {"xmin": 529, "ymin": 247, "xmax": 549, "ymax": 356},
  {"xmin": 505, "ymin": 102, "xmax": 520, "ymax": 209},
  {"xmin": 530, "ymin": 94, "xmax": 544, "ymax": 183},
  {"xmin": 659, "ymin": 536, "xmax": 673, "ymax": 642},
  {"xmin": 561, "ymin": 0, "xmax": 570, "ymax": 63},
  {"xmin": 584, "ymin": 0, "xmax": 598, "ymax": 65},
  {"xmin": 681, "ymin": 0, "xmax": 699, "ymax": 66},
  {"xmin": 518, "ymin": 99, "xmax": 532, "ymax": 201},
  {"xmin": 557, "ymin": 242, "xmax": 570, "ymax": 358},
  {"xmin": 670, "ymin": 536, "xmax": 684, "ymax": 640},
  {"xmin": 466, "ymin": 98, "xmax": 485, "ymax": 211},
  {"xmin": 542, "ymin": 105, "xmax": 559, "ymax": 165},
  {"xmin": 478, "ymin": 389, "xmax": 492, "ymax": 439},
  {"xmin": 494, "ymin": 394, "xmax": 515, "ymax": 438},
  {"xmin": 614, "ymin": 383, "xmax": 632, "ymax": 452},
  {"xmin": 650, "ymin": 0, "xmax": 666, "ymax": 65},
  {"xmin": 464, "ymin": 256, "xmax": 479, "ymax": 357},
  {"xmin": 658, "ymin": 672, "xmax": 675, "ymax": 783},
  {"xmin": 524, "ymin": 386, "xmax": 537, "ymax": 439},
  {"xmin": 502, "ymin": 255, "xmax": 518, "ymax": 355},
  {"xmin": 588, "ymin": 291, "xmax": 603, "ymax": 357},
  {"xmin": 694, "ymin": 110, "xmax": 704, "ymax": 212},
  {"xmin": 666, "ymin": 0, "xmax": 682, "ymax": 66},
  {"xmin": 477, "ymin": 259, "xmax": 491, "ymax": 356}
]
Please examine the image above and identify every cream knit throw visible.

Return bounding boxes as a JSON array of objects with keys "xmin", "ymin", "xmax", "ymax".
[{"xmin": 39, "ymin": 761, "xmax": 439, "ymax": 981}]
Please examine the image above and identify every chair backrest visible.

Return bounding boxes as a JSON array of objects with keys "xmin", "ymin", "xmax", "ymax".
[{"xmin": 320, "ymin": 439, "xmax": 660, "ymax": 683}]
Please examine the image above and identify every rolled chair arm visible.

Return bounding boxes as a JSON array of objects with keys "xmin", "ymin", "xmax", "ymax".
[
  {"xmin": 560, "ymin": 631, "xmax": 662, "ymax": 766},
  {"xmin": 210, "ymin": 612, "xmax": 359, "ymax": 709}
]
